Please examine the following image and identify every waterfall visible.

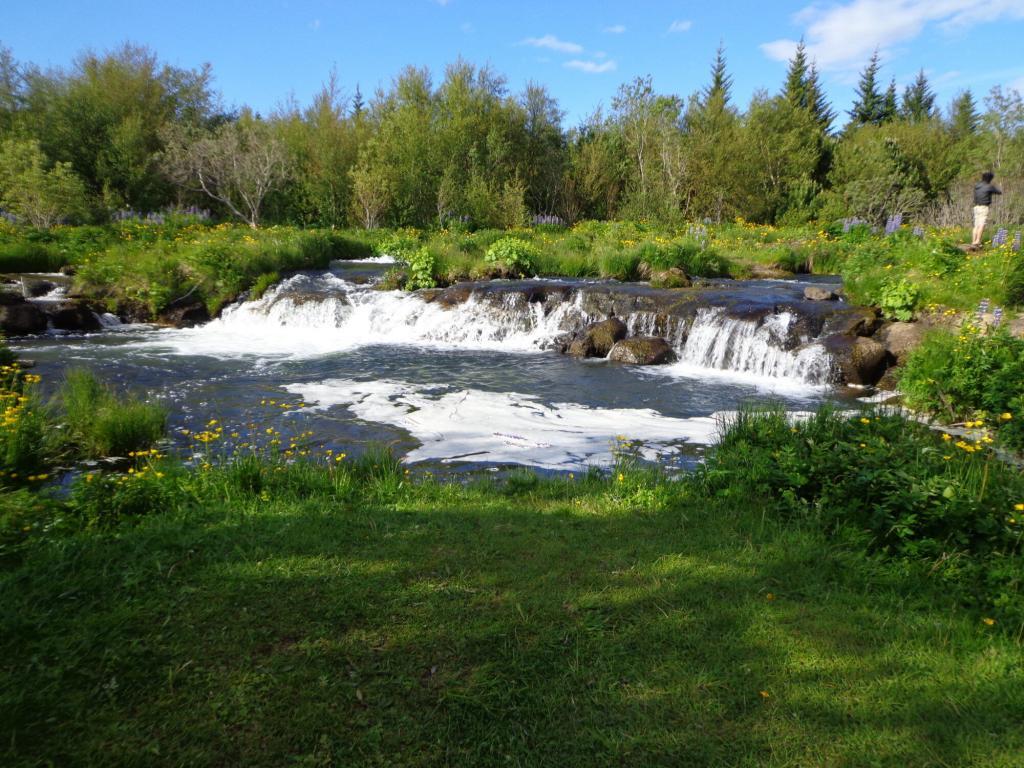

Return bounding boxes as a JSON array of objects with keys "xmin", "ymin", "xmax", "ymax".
[
  {"xmin": 191, "ymin": 271, "xmax": 835, "ymax": 385},
  {"xmin": 677, "ymin": 307, "xmax": 835, "ymax": 384}
]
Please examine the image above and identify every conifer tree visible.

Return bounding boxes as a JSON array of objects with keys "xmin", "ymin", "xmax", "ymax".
[
  {"xmin": 901, "ymin": 69, "xmax": 936, "ymax": 122},
  {"xmin": 880, "ymin": 79, "xmax": 898, "ymax": 123},
  {"xmin": 703, "ymin": 43, "xmax": 732, "ymax": 109},
  {"xmin": 783, "ymin": 40, "xmax": 810, "ymax": 109},
  {"xmin": 848, "ymin": 51, "xmax": 883, "ymax": 126},
  {"xmin": 949, "ymin": 89, "xmax": 979, "ymax": 136},
  {"xmin": 805, "ymin": 64, "xmax": 835, "ymax": 133},
  {"xmin": 351, "ymin": 83, "xmax": 365, "ymax": 118}
]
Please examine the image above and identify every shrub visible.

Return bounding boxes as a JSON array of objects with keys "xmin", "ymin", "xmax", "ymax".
[
  {"xmin": 405, "ymin": 247, "xmax": 437, "ymax": 290},
  {"xmin": 878, "ymin": 278, "xmax": 919, "ymax": 320},
  {"xmin": 702, "ymin": 406, "xmax": 1024, "ymax": 624},
  {"xmin": 483, "ymin": 237, "xmax": 537, "ymax": 277},
  {"xmin": 900, "ymin": 327, "xmax": 1024, "ymax": 449},
  {"xmin": 70, "ymin": 463, "xmax": 187, "ymax": 527},
  {"xmin": 60, "ymin": 370, "xmax": 167, "ymax": 458}
]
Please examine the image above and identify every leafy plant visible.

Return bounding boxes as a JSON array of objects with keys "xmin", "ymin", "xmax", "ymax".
[
  {"xmin": 484, "ymin": 237, "xmax": 537, "ymax": 277},
  {"xmin": 405, "ymin": 247, "xmax": 437, "ymax": 290},
  {"xmin": 878, "ymin": 277, "xmax": 919, "ymax": 320}
]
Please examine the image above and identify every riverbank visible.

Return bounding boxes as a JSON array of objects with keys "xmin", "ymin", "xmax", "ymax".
[
  {"xmin": 3, "ymin": 413, "xmax": 1024, "ymax": 767},
  {"xmin": 2, "ymin": 219, "xmax": 1021, "ymax": 329}
]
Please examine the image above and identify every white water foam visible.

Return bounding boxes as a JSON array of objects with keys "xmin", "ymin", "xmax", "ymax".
[
  {"xmin": 130, "ymin": 273, "xmax": 589, "ymax": 359},
  {"xmin": 123, "ymin": 273, "xmax": 835, "ymax": 388},
  {"xmin": 286, "ymin": 378, "xmax": 722, "ymax": 470}
]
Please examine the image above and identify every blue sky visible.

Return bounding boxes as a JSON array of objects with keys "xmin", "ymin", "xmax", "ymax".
[{"xmin": 5, "ymin": 1, "xmax": 1024, "ymax": 126}]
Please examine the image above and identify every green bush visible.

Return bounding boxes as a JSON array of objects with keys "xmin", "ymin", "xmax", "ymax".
[
  {"xmin": 878, "ymin": 277, "xmax": 919, "ymax": 320},
  {"xmin": 406, "ymin": 247, "xmax": 437, "ymax": 290},
  {"xmin": 703, "ymin": 406, "xmax": 1024, "ymax": 624},
  {"xmin": 483, "ymin": 237, "xmax": 537, "ymax": 277},
  {"xmin": 900, "ymin": 327, "xmax": 1024, "ymax": 449},
  {"xmin": 60, "ymin": 370, "xmax": 167, "ymax": 458},
  {"xmin": 70, "ymin": 463, "xmax": 188, "ymax": 527}
]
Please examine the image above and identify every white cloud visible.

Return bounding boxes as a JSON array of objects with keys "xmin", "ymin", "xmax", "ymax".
[
  {"xmin": 668, "ymin": 20, "xmax": 693, "ymax": 33},
  {"xmin": 565, "ymin": 59, "xmax": 618, "ymax": 74},
  {"xmin": 308, "ymin": 19, "xmax": 321, "ymax": 31},
  {"xmin": 520, "ymin": 34, "xmax": 585, "ymax": 54},
  {"xmin": 761, "ymin": 0, "xmax": 1024, "ymax": 72},
  {"xmin": 604, "ymin": 24, "xmax": 627, "ymax": 34}
]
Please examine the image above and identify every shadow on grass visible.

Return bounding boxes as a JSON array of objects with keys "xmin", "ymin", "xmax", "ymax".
[{"xmin": 2, "ymin": 497, "xmax": 1022, "ymax": 767}]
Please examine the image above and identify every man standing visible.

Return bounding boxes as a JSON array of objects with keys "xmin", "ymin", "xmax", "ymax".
[{"xmin": 972, "ymin": 171, "xmax": 1002, "ymax": 247}]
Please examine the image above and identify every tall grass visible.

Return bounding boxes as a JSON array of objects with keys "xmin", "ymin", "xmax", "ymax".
[{"xmin": 60, "ymin": 369, "xmax": 167, "ymax": 457}]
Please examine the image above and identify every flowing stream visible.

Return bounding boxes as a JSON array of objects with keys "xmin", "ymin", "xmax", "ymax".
[{"xmin": 11, "ymin": 260, "xmax": 862, "ymax": 472}]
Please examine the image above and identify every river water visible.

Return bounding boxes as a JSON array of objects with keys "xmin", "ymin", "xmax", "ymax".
[{"xmin": 11, "ymin": 260, "xmax": 863, "ymax": 472}]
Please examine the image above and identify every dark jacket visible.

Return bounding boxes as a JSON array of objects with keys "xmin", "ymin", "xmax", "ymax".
[{"xmin": 974, "ymin": 182, "xmax": 1002, "ymax": 206}]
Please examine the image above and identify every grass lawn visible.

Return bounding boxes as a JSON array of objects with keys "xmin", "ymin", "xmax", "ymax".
[{"xmin": 3, "ymin": 474, "xmax": 1022, "ymax": 767}]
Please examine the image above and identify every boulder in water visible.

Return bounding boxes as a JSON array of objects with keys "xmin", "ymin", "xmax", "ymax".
[
  {"xmin": 566, "ymin": 317, "xmax": 627, "ymax": 358},
  {"xmin": 650, "ymin": 267, "xmax": 691, "ymax": 289},
  {"xmin": 49, "ymin": 302, "xmax": 101, "ymax": 332},
  {"xmin": 158, "ymin": 300, "xmax": 210, "ymax": 328},
  {"xmin": 821, "ymin": 307, "xmax": 879, "ymax": 337},
  {"xmin": 804, "ymin": 286, "xmax": 836, "ymax": 301},
  {"xmin": 21, "ymin": 279, "xmax": 58, "ymax": 298},
  {"xmin": 0, "ymin": 297, "xmax": 48, "ymax": 335},
  {"xmin": 824, "ymin": 335, "xmax": 887, "ymax": 385},
  {"xmin": 608, "ymin": 337, "xmax": 677, "ymax": 365},
  {"xmin": 876, "ymin": 321, "xmax": 924, "ymax": 365}
]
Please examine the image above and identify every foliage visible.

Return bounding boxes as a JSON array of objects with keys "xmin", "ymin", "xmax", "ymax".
[
  {"xmin": 0, "ymin": 138, "xmax": 89, "ymax": 227},
  {"xmin": 483, "ymin": 236, "xmax": 537, "ymax": 277},
  {"xmin": 900, "ymin": 326, "xmax": 1024, "ymax": 448},
  {"xmin": 60, "ymin": 369, "xmax": 167, "ymax": 458},
  {"xmin": 162, "ymin": 114, "xmax": 291, "ymax": 228},
  {"xmin": 878, "ymin": 277, "xmax": 919, "ymax": 320},
  {"xmin": 703, "ymin": 406, "xmax": 1024, "ymax": 624},
  {"xmin": 0, "ymin": 359, "xmax": 51, "ymax": 483},
  {"xmin": 405, "ymin": 246, "xmax": 436, "ymax": 290}
]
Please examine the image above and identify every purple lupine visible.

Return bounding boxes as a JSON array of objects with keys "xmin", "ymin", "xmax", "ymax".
[
  {"xmin": 993, "ymin": 306, "xmax": 1003, "ymax": 327},
  {"xmin": 884, "ymin": 213, "xmax": 903, "ymax": 235},
  {"xmin": 841, "ymin": 217, "xmax": 867, "ymax": 233},
  {"xmin": 0, "ymin": 210, "xmax": 19, "ymax": 224},
  {"xmin": 912, "ymin": 225, "xmax": 925, "ymax": 238},
  {"xmin": 1013, "ymin": 232, "xmax": 1022, "ymax": 252},
  {"xmin": 992, "ymin": 228, "xmax": 1009, "ymax": 247},
  {"xmin": 977, "ymin": 298, "xmax": 991, "ymax": 323},
  {"xmin": 531, "ymin": 214, "xmax": 565, "ymax": 227}
]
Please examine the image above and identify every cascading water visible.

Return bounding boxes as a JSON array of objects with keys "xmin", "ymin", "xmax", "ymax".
[
  {"xmin": 203, "ymin": 270, "xmax": 836, "ymax": 385},
  {"xmin": 675, "ymin": 307, "xmax": 836, "ymax": 385}
]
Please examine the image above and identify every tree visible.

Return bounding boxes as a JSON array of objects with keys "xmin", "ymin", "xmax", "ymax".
[
  {"xmin": 949, "ymin": 90, "xmax": 979, "ymax": 138},
  {"xmin": 704, "ymin": 44, "xmax": 733, "ymax": 108},
  {"xmin": 880, "ymin": 79, "xmax": 899, "ymax": 124},
  {"xmin": 349, "ymin": 158, "xmax": 391, "ymax": 228},
  {"xmin": 901, "ymin": 70, "xmax": 937, "ymax": 122},
  {"xmin": 981, "ymin": 86, "xmax": 1024, "ymax": 175},
  {"xmin": 849, "ymin": 51, "xmax": 884, "ymax": 127},
  {"xmin": 0, "ymin": 45, "xmax": 23, "ymax": 136},
  {"xmin": 0, "ymin": 137, "xmax": 89, "ymax": 227},
  {"xmin": 805, "ymin": 64, "xmax": 836, "ymax": 133},
  {"xmin": 162, "ymin": 114, "xmax": 290, "ymax": 228},
  {"xmin": 783, "ymin": 40, "xmax": 810, "ymax": 109}
]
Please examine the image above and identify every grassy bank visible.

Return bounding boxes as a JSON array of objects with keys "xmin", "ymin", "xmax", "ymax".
[
  {"xmin": 2, "ymin": 400, "xmax": 1023, "ymax": 766},
  {"xmin": 3, "ymin": 217, "xmax": 1021, "ymax": 319}
]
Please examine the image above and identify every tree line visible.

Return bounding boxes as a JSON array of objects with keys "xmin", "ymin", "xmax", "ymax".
[{"xmin": 0, "ymin": 41, "xmax": 1022, "ymax": 229}]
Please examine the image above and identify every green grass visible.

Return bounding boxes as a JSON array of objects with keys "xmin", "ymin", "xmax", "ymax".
[
  {"xmin": 60, "ymin": 369, "xmax": 167, "ymax": 458},
  {"xmin": 2, "ymin": 449, "xmax": 1023, "ymax": 766}
]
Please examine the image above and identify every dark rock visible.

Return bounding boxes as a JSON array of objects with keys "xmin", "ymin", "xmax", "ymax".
[
  {"xmin": 48, "ymin": 302, "xmax": 101, "ymax": 332},
  {"xmin": 158, "ymin": 300, "xmax": 210, "ymax": 328},
  {"xmin": 824, "ymin": 335, "xmax": 887, "ymax": 385},
  {"xmin": 608, "ymin": 337, "xmax": 677, "ymax": 365},
  {"xmin": 876, "ymin": 321, "xmax": 924, "ymax": 365},
  {"xmin": 875, "ymin": 366, "xmax": 901, "ymax": 392},
  {"xmin": 821, "ymin": 307, "xmax": 880, "ymax": 337},
  {"xmin": 0, "ymin": 299, "xmax": 48, "ymax": 335},
  {"xmin": 115, "ymin": 299, "xmax": 152, "ymax": 324},
  {"xmin": 21, "ymin": 279, "xmax": 58, "ymax": 298},
  {"xmin": 804, "ymin": 286, "xmax": 836, "ymax": 301},
  {"xmin": 566, "ymin": 317, "xmax": 627, "ymax": 358},
  {"xmin": 59, "ymin": 264, "xmax": 77, "ymax": 276},
  {"xmin": 650, "ymin": 267, "xmax": 691, "ymax": 289}
]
